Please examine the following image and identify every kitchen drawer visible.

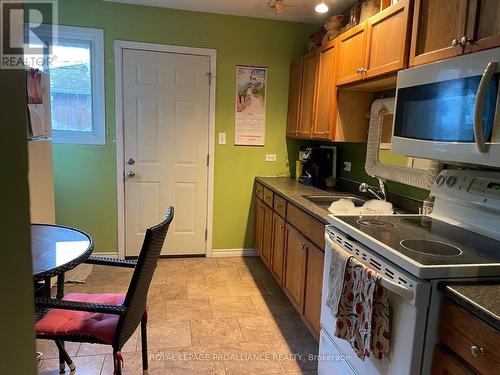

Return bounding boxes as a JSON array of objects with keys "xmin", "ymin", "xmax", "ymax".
[
  {"xmin": 263, "ymin": 187, "xmax": 274, "ymax": 207},
  {"xmin": 287, "ymin": 204, "xmax": 325, "ymax": 250},
  {"xmin": 438, "ymin": 298, "xmax": 500, "ymax": 375},
  {"xmin": 273, "ymin": 194, "xmax": 287, "ymax": 218},
  {"xmin": 255, "ymin": 182, "xmax": 264, "ymax": 199}
]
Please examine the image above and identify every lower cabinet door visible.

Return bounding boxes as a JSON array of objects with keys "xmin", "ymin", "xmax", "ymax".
[
  {"xmin": 432, "ymin": 346, "xmax": 477, "ymax": 375},
  {"xmin": 284, "ymin": 225, "xmax": 307, "ymax": 314},
  {"xmin": 261, "ymin": 204, "xmax": 274, "ymax": 267},
  {"xmin": 271, "ymin": 213, "xmax": 286, "ymax": 285},
  {"xmin": 304, "ymin": 244, "xmax": 324, "ymax": 339},
  {"xmin": 254, "ymin": 198, "xmax": 264, "ymax": 255}
]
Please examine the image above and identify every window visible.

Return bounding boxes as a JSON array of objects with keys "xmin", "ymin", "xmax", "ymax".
[{"xmin": 32, "ymin": 25, "xmax": 105, "ymax": 145}]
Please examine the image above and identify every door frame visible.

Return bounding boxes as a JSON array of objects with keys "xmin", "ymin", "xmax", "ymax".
[{"xmin": 114, "ymin": 40, "xmax": 217, "ymax": 259}]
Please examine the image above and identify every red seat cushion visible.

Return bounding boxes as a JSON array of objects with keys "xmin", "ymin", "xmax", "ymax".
[{"xmin": 36, "ymin": 293, "xmax": 125, "ymax": 345}]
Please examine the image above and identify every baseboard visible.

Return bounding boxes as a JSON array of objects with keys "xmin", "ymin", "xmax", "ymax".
[
  {"xmin": 91, "ymin": 251, "xmax": 118, "ymax": 258},
  {"xmin": 210, "ymin": 248, "xmax": 257, "ymax": 257}
]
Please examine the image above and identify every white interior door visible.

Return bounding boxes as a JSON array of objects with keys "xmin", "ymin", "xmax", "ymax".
[{"xmin": 123, "ymin": 49, "xmax": 210, "ymax": 256}]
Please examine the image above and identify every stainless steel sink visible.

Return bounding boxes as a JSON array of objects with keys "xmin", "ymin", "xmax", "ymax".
[{"xmin": 303, "ymin": 195, "xmax": 367, "ymax": 208}]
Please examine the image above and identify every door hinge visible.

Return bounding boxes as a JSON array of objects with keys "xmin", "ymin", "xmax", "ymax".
[
  {"xmin": 206, "ymin": 72, "xmax": 212, "ymax": 86},
  {"xmin": 206, "ymin": 154, "xmax": 209, "ymax": 167},
  {"xmin": 205, "ymin": 228, "xmax": 208, "ymax": 241}
]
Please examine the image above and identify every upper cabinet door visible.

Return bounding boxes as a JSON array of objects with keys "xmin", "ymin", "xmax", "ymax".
[
  {"xmin": 464, "ymin": 0, "xmax": 500, "ymax": 53},
  {"xmin": 286, "ymin": 59, "xmax": 303, "ymax": 138},
  {"xmin": 365, "ymin": 0, "xmax": 412, "ymax": 79},
  {"xmin": 336, "ymin": 23, "xmax": 367, "ymax": 85},
  {"xmin": 409, "ymin": 0, "xmax": 468, "ymax": 67},
  {"xmin": 312, "ymin": 40, "xmax": 338, "ymax": 140},
  {"xmin": 298, "ymin": 51, "xmax": 319, "ymax": 138}
]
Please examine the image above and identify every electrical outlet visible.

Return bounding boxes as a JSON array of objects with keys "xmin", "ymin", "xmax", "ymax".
[
  {"xmin": 266, "ymin": 154, "xmax": 277, "ymax": 162},
  {"xmin": 218, "ymin": 132, "xmax": 226, "ymax": 145},
  {"xmin": 343, "ymin": 161, "xmax": 352, "ymax": 172}
]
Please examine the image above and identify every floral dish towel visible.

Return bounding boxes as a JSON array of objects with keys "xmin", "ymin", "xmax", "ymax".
[{"xmin": 334, "ymin": 257, "xmax": 390, "ymax": 361}]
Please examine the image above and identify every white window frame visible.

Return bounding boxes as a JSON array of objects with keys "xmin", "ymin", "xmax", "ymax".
[{"xmin": 37, "ymin": 25, "xmax": 105, "ymax": 145}]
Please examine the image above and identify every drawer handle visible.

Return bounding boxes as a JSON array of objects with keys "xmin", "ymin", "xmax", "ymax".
[{"xmin": 471, "ymin": 345, "xmax": 486, "ymax": 358}]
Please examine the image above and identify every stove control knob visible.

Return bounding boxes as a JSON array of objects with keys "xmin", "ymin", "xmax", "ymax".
[
  {"xmin": 436, "ymin": 175, "xmax": 446, "ymax": 186},
  {"xmin": 446, "ymin": 176, "xmax": 457, "ymax": 187}
]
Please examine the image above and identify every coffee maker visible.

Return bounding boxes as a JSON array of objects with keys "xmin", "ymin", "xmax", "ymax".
[{"xmin": 299, "ymin": 147, "xmax": 336, "ymax": 188}]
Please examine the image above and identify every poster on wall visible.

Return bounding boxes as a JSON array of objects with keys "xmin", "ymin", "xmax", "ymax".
[{"xmin": 234, "ymin": 65, "xmax": 267, "ymax": 146}]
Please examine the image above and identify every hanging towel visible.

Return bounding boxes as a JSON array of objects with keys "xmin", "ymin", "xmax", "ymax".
[
  {"xmin": 371, "ymin": 281, "xmax": 390, "ymax": 360},
  {"xmin": 326, "ymin": 239, "xmax": 352, "ymax": 318},
  {"xmin": 334, "ymin": 258, "xmax": 390, "ymax": 361}
]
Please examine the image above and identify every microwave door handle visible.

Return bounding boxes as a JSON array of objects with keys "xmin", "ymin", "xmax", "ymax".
[
  {"xmin": 324, "ymin": 233, "xmax": 414, "ymax": 301},
  {"xmin": 474, "ymin": 61, "xmax": 497, "ymax": 153}
]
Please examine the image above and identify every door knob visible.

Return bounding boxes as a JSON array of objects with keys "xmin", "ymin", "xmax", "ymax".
[
  {"xmin": 127, "ymin": 171, "xmax": 136, "ymax": 178},
  {"xmin": 460, "ymin": 36, "xmax": 471, "ymax": 46},
  {"xmin": 127, "ymin": 158, "xmax": 135, "ymax": 165},
  {"xmin": 470, "ymin": 345, "xmax": 485, "ymax": 358}
]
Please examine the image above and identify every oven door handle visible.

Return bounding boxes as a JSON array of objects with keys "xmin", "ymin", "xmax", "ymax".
[
  {"xmin": 325, "ymin": 233, "xmax": 414, "ymax": 301},
  {"xmin": 473, "ymin": 61, "xmax": 497, "ymax": 153}
]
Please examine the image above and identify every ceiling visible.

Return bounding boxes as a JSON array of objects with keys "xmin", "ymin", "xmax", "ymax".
[{"xmin": 103, "ymin": 0, "xmax": 355, "ymax": 24}]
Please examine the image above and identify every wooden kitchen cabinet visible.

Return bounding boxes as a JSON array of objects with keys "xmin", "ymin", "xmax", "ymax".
[
  {"xmin": 271, "ymin": 212, "xmax": 286, "ymax": 285},
  {"xmin": 432, "ymin": 346, "xmax": 477, "ymax": 375},
  {"xmin": 364, "ymin": 0, "xmax": 412, "ymax": 79},
  {"xmin": 464, "ymin": 0, "xmax": 500, "ymax": 54},
  {"xmin": 303, "ymin": 243, "xmax": 324, "ymax": 339},
  {"xmin": 437, "ymin": 298, "xmax": 500, "ymax": 374},
  {"xmin": 298, "ymin": 51, "xmax": 320, "ymax": 138},
  {"xmin": 261, "ymin": 204, "xmax": 274, "ymax": 267},
  {"xmin": 286, "ymin": 58, "xmax": 303, "ymax": 138},
  {"xmin": 284, "ymin": 225, "xmax": 307, "ymax": 313},
  {"xmin": 410, "ymin": 0, "xmax": 468, "ymax": 66},
  {"xmin": 254, "ymin": 198, "xmax": 264, "ymax": 256},
  {"xmin": 336, "ymin": 23, "xmax": 367, "ymax": 85},
  {"xmin": 312, "ymin": 39, "xmax": 338, "ymax": 140}
]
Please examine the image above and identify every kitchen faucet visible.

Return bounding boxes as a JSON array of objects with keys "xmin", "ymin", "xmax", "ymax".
[{"xmin": 359, "ymin": 178, "xmax": 388, "ymax": 201}]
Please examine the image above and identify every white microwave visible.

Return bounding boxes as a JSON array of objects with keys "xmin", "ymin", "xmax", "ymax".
[{"xmin": 392, "ymin": 47, "xmax": 500, "ymax": 168}]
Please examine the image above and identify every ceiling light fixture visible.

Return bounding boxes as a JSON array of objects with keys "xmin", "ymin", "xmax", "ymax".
[{"xmin": 315, "ymin": 2, "xmax": 329, "ymax": 13}]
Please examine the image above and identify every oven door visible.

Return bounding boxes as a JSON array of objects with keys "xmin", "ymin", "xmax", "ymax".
[
  {"xmin": 319, "ymin": 227, "xmax": 431, "ymax": 375},
  {"xmin": 392, "ymin": 47, "xmax": 500, "ymax": 168}
]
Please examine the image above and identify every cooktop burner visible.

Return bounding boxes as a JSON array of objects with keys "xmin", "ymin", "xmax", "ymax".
[
  {"xmin": 357, "ymin": 219, "xmax": 397, "ymax": 229},
  {"xmin": 400, "ymin": 239, "xmax": 462, "ymax": 256},
  {"xmin": 333, "ymin": 215, "xmax": 500, "ymax": 267}
]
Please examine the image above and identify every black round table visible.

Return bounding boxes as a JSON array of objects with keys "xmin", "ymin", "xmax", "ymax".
[{"xmin": 32, "ymin": 224, "xmax": 94, "ymax": 298}]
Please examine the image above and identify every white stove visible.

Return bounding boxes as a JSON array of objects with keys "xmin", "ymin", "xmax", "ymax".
[{"xmin": 319, "ymin": 169, "xmax": 500, "ymax": 375}]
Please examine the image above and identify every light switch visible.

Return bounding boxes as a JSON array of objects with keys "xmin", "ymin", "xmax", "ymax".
[
  {"xmin": 343, "ymin": 161, "xmax": 352, "ymax": 172},
  {"xmin": 266, "ymin": 154, "xmax": 277, "ymax": 162},
  {"xmin": 218, "ymin": 133, "xmax": 226, "ymax": 145}
]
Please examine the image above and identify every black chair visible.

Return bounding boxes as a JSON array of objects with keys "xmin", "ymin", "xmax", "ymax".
[{"xmin": 35, "ymin": 207, "xmax": 174, "ymax": 375}]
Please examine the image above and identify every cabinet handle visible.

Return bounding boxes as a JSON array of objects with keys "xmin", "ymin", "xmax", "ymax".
[
  {"xmin": 280, "ymin": 225, "xmax": 284, "ymax": 229},
  {"xmin": 451, "ymin": 38, "xmax": 460, "ymax": 47},
  {"xmin": 470, "ymin": 345, "xmax": 485, "ymax": 358},
  {"xmin": 361, "ymin": 68, "xmax": 367, "ymax": 73},
  {"xmin": 356, "ymin": 68, "xmax": 362, "ymax": 74},
  {"xmin": 460, "ymin": 36, "xmax": 471, "ymax": 46}
]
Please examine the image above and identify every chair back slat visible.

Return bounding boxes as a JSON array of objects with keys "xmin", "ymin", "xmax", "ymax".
[{"xmin": 114, "ymin": 206, "xmax": 174, "ymax": 350}]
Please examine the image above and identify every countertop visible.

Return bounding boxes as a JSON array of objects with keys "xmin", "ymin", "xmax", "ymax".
[
  {"xmin": 439, "ymin": 282, "xmax": 500, "ymax": 331},
  {"xmin": 255, "ymin": 176, "xmax": 365, "ymax": 224}
]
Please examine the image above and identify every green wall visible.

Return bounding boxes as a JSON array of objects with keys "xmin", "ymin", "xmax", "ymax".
[
  {"xmin": 53, "ymin": 0, "xmax": 316, "ymax": 252},
  {"xmin": 0, "ymin": 70, "xmax": 36, "ymax": 373}
]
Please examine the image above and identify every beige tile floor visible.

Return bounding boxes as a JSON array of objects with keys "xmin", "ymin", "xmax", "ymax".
[{"xmin": 37, "ymin": 256, "xmax": 318, "ymax": 374}]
